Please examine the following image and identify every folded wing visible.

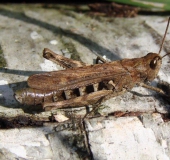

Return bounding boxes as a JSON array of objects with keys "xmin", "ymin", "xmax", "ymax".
[{"xmin": 28, "ymin": 61, "xmax": 130, "ymax": 90}]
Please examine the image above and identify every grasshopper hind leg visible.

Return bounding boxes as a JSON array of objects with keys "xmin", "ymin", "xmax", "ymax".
[
  {"xmin": 43, "ymin": 48, "xmax": 86, "ymax": 69},
  {"xmin": 43, "ymin": 48, "xmax": 108, "ymax": 69},
  {"xmin": 43, "ymin": 90, "xmax": 113, "ymax": 111},
  {"xmin": 83, "ymin": 88, "xmax": 127, "ymax": 119}
]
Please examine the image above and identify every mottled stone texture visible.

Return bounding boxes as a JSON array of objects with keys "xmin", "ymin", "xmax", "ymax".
[{"xmin": 0, "ymin": 4, "xmax": 170, "ymax": 160}]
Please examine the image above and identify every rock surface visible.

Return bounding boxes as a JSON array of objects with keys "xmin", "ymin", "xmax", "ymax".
[{"xmin": 0, "ymin": 4, "xmax": 170, "ymax": 160}]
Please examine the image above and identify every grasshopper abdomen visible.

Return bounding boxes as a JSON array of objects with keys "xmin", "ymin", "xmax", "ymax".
[
  {"xmin": 15, "ymin": 88, "xmax": 64, "ymax": 106},
  {"xmin": 15, "ymin": 83, "xmax": 106, "ymax": 106}
]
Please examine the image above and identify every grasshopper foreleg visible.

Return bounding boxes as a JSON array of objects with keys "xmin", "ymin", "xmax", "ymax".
[{"xmin": 139, "ymin": 83, "xmax": 166, "ymax": 95}]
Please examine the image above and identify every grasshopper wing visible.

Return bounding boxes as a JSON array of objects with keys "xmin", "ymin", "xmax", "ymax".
[{"xmin": 28, "ymin": 61, "xmax": 131, "ymax": 91}]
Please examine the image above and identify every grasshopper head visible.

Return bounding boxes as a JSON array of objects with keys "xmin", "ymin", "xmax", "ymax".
[
  {"xmin": 143, "ymin": 17, "xmax": 170, "ymax": 82},
  {"xmin": 143, "ymin": 17, "xmax": 170, "ymax": 81},
  {"xmin": 144, "ymin": 53, "xmax": 162, "ymax": 82}
]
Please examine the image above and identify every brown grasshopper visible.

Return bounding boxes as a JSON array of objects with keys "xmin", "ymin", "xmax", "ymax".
[{"xmin": 15, "ymin": 17, "xmax": 170, "ymax": 111}]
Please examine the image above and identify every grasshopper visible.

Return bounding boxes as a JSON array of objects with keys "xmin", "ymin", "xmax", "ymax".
[{"xmin": 15, "ymin": 17, "xmax": 170, "ymax": 111}]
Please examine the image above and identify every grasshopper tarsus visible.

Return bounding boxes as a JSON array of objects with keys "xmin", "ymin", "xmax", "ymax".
[
  {"xmin": 96, "ymin": 55, "xmax": 108, "ymax": 64},
  {"xmin": 15, "ymin": 17, "xmax": 170, "ymax": 111}
]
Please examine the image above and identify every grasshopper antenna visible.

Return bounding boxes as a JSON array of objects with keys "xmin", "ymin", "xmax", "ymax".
[
  {"xmin": 162, "ymin": 52, "xmax": 170, "ymax": 59},
  {"xmin": 158, "ymin": 17, "xmax": 170, "ymax": 55}
]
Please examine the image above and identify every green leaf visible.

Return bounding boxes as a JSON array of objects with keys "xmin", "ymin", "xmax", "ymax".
[{"xmin": 108, "ymin": 0, "xmax": 170, "ymax": 11}]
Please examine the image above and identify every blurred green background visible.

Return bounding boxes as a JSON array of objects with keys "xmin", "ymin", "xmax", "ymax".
[{"xmin": 110, "ymin": 0, "xmax": 170, "ymax": 11}]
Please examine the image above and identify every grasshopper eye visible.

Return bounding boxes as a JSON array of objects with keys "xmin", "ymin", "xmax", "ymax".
[{"xmin": 150, "ymin": 57, "xmax": 160, "ymax": 69}]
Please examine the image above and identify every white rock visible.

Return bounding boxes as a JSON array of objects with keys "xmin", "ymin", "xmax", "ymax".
[
  {"xmin": 49, "ymin": 40, "xmax": 58, "ymax": 45},
  {"xmin": 30, "ymin": 31, "xmax": 43, "ymax": 40}
]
